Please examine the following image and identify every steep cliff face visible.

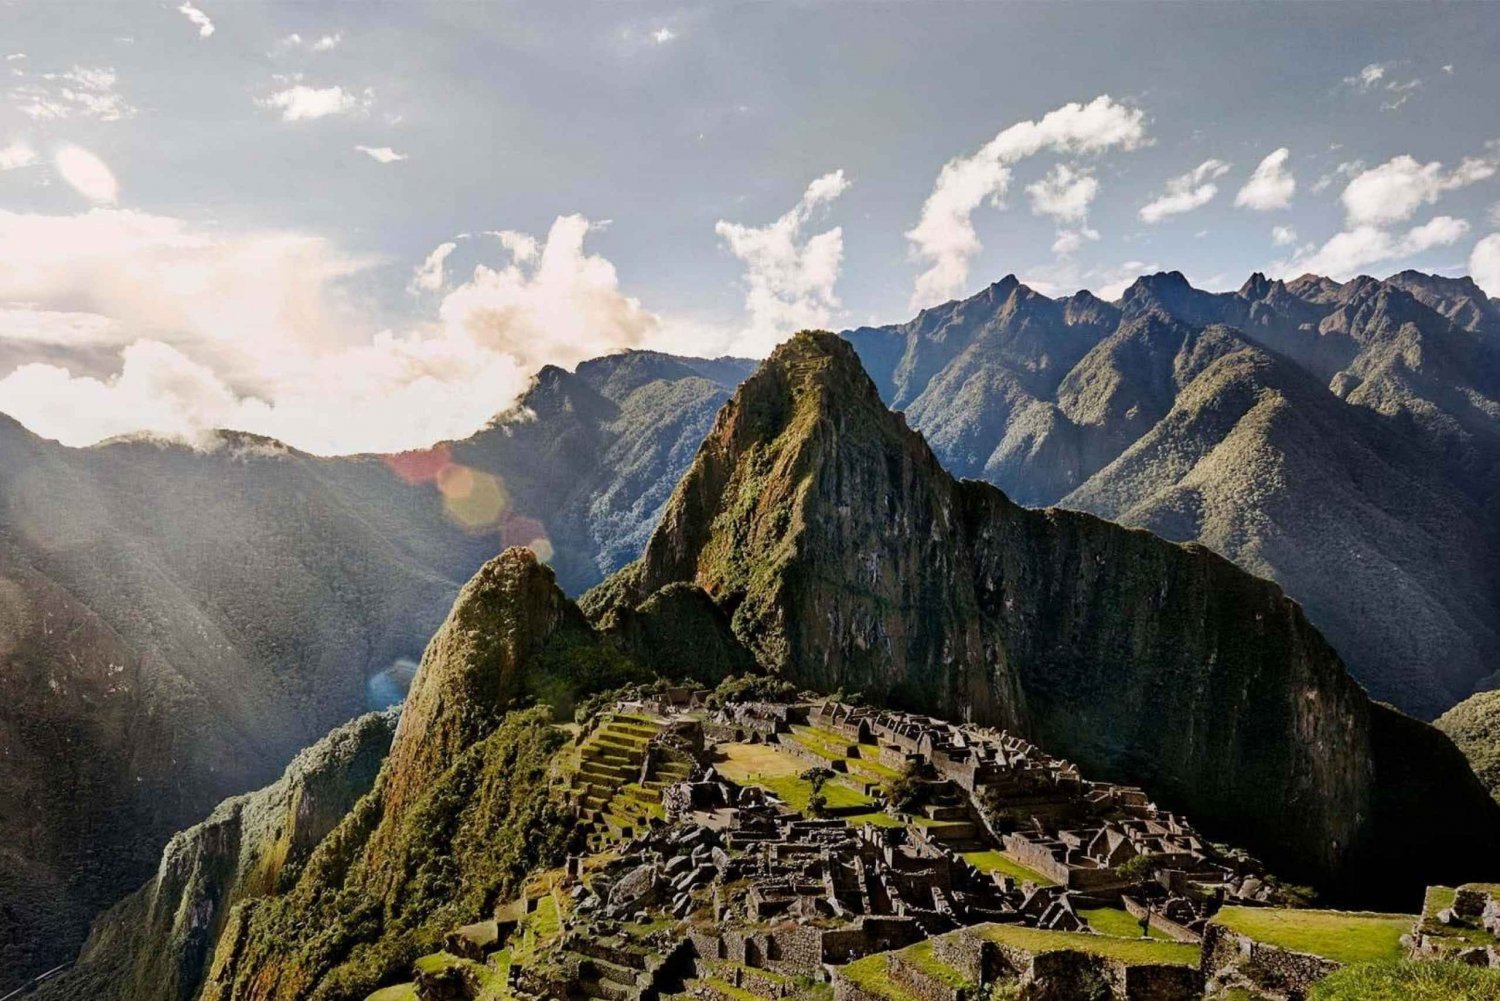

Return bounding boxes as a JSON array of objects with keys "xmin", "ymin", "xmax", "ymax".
[
  {"xmin": 589, "ymin": 331, "xmax": 1500, "ymax": 898},
  {"xmin": 845, "ymin": 272, "xmax": 1500, "ymax": 719},
  {"xmin": 31, "ymin": 710, "xmax": 397, "ymax": 1001}
]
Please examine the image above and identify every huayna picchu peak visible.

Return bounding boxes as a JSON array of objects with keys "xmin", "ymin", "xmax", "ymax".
[{"xmin": 36, "ymin": 330, "xmax": 1500, "ymax": 1001}]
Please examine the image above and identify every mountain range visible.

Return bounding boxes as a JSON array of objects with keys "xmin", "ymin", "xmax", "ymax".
[
  {"xmin": 38, "ymin": 331, "xmax": 1499, "ymax": 1001},
  {"xmin": 4, "ymin": 268, "xmax": 1500, "ymax": 990}
]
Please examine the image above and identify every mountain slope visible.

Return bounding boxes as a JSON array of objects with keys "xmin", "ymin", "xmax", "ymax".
[
  {"xmin": 845, "ymin": 271, "xmax": 1500, "ymax": 718},
  {"xmin": 587, "ymin": 330, "xmax": 1500, "ymax": 898},
  {"xmin": 0, "ymin": 351, "xmax": 748, "ymax": 991}
]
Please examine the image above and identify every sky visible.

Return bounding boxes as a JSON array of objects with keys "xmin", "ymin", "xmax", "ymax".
[{"xmin": 1, "ymin": 1, "xmax": 1498, "ymax": 454}]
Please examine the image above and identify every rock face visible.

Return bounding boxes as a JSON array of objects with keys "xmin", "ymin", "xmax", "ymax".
[
  {"xmin": 589, "ymin": 330, "xmax": 1500, "ymax": 899},
  {"xmin": 844, "ymin": 271, "xmax": 1500, "ymax": 719},
  {"xmin": 30, "ymin": 710, "xmax": 397, "ymax": 1001},
  {"xmin": 0, "ymin": 350, "xmax": 747, "ymax": 989}
]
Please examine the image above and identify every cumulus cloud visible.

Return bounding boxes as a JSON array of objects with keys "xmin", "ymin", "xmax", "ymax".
[
  {"xmin": 1277, "ymin": 215, "xmax": 1470, "ymax": 279},
  {"xmin": 355, "ymin": 144, "xmax": 406, "ymax": 163},
  {"xmin": 905, "ymin": 95, "xmax": 1147, "ymax": 308},
  {"xmin": 258, "ymin": 84, "xmax": 369, "ymax": 121},
  {"xmin": 410, "ymin": 241, "xmax": 457, "ymax": 293},
  {"xmin": 177, "ymin": 1, "xmax": 215, "ymax": 38},
  {"xmin": 0, "ymin": 141, "xmax": 37, "ymax": 170},
  {"xmin": 1340, "ymin": 153, "xmax": 1497, "ymax": 226},
  {"xmin": 438, "ymin": 214, "xmax": 657, "ymax": 370},
  {"xmin": 11, "ymin": 65, "xmax": 135, "ymax": 122},
  {"xmin": 0, "ymin": 209, "xmax": 662, "ymax": 453},
  {"xmin": 652, "ymin": 27, "xmax": 677, "ymax": 43},
  {"xmin": 1026, "ymin": 164, "xmax": 1098, "ymax": 223},
  {"xmin": 1472, "ymin": 234, "xmax": 1500, "ymax": 299},
  {"xmin": 1235, "ymin": 148, "xmax": 1295, "ymax": 211},
  {"xmin": 1139, "ymin": 158, "xmax": 1231, "ymax": 223},
  {"xmin": 54, "ymin": 145, "xmax": 118, "ymax": 204},
  {"xmin": 1271, "ymin": 225, "xmax": 1297, "ymax": 246},
  {"xmin": 715, "ymin": 170, "xmax": 850, "ymax": 355}
]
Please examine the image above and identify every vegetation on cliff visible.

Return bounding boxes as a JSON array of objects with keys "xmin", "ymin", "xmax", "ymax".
[{"xmin": 1435, "ymin": 689, "xmax": 1500, "ymax": 801}]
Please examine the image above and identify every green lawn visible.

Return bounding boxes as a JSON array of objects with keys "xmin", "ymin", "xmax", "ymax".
[
  {"xmin": 715, "ymin": 742, "xmax": 875, "ymax": 813},
  {"xmin": 1310, "ymin": 960, "xmax": 1500, "ymax": 1000},
  {"xmin": 1213, "ymin": 907, "xmax": 1413, "ymax": 965},
  {"xmin": 974, "ymin": 923, "xmax": 1200, "ymax": 967},
  {"xmin": 1078, "ymin": 906, "xmax": 1173, "ymax": 940},
  {"xmin": 365, "ymin": 986, "xmax": 418, "ymax": 1001},
  {"xmin": 962, "ymin": 849, "xmax": 1057, "ymax": 886},
  {"xmin": 839, "ymin": 955, "xmax": 919, "ymax": 1000},
  {"xmin": 897, "ymin": 940, "xmax": 973, "ymax": 989}
]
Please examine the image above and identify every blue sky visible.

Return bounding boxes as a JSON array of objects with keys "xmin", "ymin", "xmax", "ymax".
[{"xmin": 0, "ymin": 1, "xmax": 1497, "ymax": 452}]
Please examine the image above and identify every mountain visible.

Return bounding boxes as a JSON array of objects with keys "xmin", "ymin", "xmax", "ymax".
[
  {"xmin": 587, "ymin": 331, "xmax": 1500, "ymax": 897},
  {"xmin": 31, "ymin": 709, "xmax": 397, "ymax": 1001},
  {"xmin": 0, "ymin": 351, "xmax": 749, "ymax": 991},
  {"xmin": 52, "ymin": 334, "xmax": 1500, "ymax": 1000},
  {"xmin": 1436, "ymin": 690, "xmax": 1500, "ymax": 802},
  {"xmin": 844, "ymin": 271, "xmax": 1500, "ymax": 719}
]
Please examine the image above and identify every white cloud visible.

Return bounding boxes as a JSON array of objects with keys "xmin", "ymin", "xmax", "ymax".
[
  {"xmin": 11, "ymin": 65, "xmax": 135, "ymax": 122},
  {"xmin": 258, "ymin": 84, "xmax": 369, "ymax": 121},
  {"xmin": 177, "ymin": 1, "xmax": 215, "ymax": 38},
  {"xmin": 53, "ymin": 145, "xmax": 118, "ymax": 204},
  {"xmin": 1313, "ymin": 159, "xmax": 1365, "ymax": 194},
  {"xmin": 0, "ymin": 209, "xmax": 665, "ymax": 453},
  {"xmin": 1093, "ymin": 260, "xmax": 1161, "ymax": 300},
  {"xmin": 1278, "ymin": 215, "xmax": 1470, "ymax": 279},
  {"xmin": 1340, "ymin": 153, "xmax": 1497, "ymax": 226},
  {"xmin": 1271, "ymin": 225, "xmax": 1297, "ymax": 246},
  {"xmin": 410, "ymin": 241, "xmax": 457, "ymax": 293},
  {"xmin": 652, "ymin": 27, "xmax": 677, "ymax": 44},
  {"xmin": 715, "ymin": 169, "xmax": 850, "ymax": 355},
  {"xmin": 1235, "ymin": 148, "xmax": 1295, "ymax": 211},
  {"xmin": 355, "ymin": 145, "xmax": 406, "ymax": 163},
  {"xmin": 1139, "ymin": 158, "xmax": 1231, "ymax": 223},
  {"xmin": 312, "ymin": 33, "xmax": 342, "ymax": 52},
  {"xmin": 1026, "ymin": 164, "xmax": 1098, "ymax": 223},
  {"xmin": 486, "ymin": 230, "xmax": 539, "ymax": 263},
  {"xmin": 1472, "ymin": 234, "xmax": 1500, "ymax": 299},
  {"xmin": 1342, "ymin": 61, "xmax": 1422, "ymax": 109},
  {"xmin": 438, "ymin": 214, "xmax": 658, "ymax": 371},
  {"xmin": 905, "ymin": 95, "xmax": 1147, "ymax": 308},
  {"xmin": 0, "ymin": 141, "xmax": 37, "ymax": 170}
]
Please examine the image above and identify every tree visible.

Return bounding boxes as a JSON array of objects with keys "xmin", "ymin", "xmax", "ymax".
[{"xmin": 801, "ymin": 767, "xmax": 835, "ymax": 818}]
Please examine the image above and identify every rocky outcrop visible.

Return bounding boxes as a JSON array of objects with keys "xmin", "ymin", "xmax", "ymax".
[
  {"xmin": 30, "ymin": 709, "xmax": 397, "ymax": 1001},
  {"xmin": 588, "ymin": 331, "xmax": 1500, "ymax": 900}
]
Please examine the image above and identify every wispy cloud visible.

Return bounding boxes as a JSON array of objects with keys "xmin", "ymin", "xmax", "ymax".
[
  {"xmin": 1342, "ymin": 61, "xmax": 1423, "ymax": 110},
  {"xmin": 11, "ymin": 64, "xmax": 135, "ymax": 121},
  {"xmin": 1139, "ymin": 158, "xmax": 1231, "ymax": 223},
  {"xmin": 258, "ymin": 84, "xmax": 370, "ymax": 121},
  {"xmin": 409, "ymin": 241, "xmax": 457, "ymax": 293},
  {"xmin": 0, "ymin": 141, "xmax": 37, "ymax": 171},
  {"xmin": 355, "ymin": 145, "xmax": 406, "ymax": 164},
  {"xmin": 652, "ymin": 27, "xmax": 677, "ymax": 44},
  {"xmin": 1235, "ymin": 148, "xmax": 1295, "ymax": 211},
  {"xmin": 716, "ymin": 170, "xmax": 850, "ymax": 354},
  {"xmin": 177, "ymin": 1, "xmax": 215, "ymax": 39},
  {"xmin": 906, "ymin": 95, "xmax": 1148, "ymax": 308}
]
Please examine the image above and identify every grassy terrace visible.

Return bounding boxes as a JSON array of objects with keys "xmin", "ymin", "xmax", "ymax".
[
  {"xmin": 1213, "ymin": 906, "xmax": 1413, "ymax": 965},
  {"xmin": 1419, "ymin": 886, "xmax": 1499, "ymax": 949},
  {"xmin": 787, "ymin": 724, "xmax": 903, "ymax": 782},
  {"xmin": 1078, "ymin": 906, "xmax": 1174, "ymax": 940},
  {"xmin": 715, "ymin": 742, "xmax": 876, "ymax": 813},
  {"xmin": 961, "ymin": 849, "xmax": 1057, "ymax": 886},
  {"xmin": 974, "ymin": 923, "xmax": 1201, "ymax": 967}
]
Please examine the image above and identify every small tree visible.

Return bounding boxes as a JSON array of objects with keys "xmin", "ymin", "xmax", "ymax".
[
  {"xmin": 883, "ymin": 759, "xmax": 930, "ymax": 815},
  {"xmin": 801, "ymin": 767, "xmax": 835, "ymax": 818},
  {"xmin": 1116, "ymin": 852, "xmax": 1156, "ymax": 885}
]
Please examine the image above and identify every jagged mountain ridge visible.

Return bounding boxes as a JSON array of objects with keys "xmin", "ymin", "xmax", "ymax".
[
  {"xmin": 587, "ymin": 331, "xmax": 1500, "ymax": 897},
  {"xmin": 844, "ymin": 269, "xmax": 1500, "ymax": 718},
  {"xmin": 0, "ymin": 351, "xmax": 749, "ymax": 991}
]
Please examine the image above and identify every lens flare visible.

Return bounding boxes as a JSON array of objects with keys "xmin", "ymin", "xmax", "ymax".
[{"xmin": 437, "ymin": 463, "xmax": 508, "ymax": 530}]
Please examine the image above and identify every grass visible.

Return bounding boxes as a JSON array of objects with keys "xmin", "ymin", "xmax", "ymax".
[
  {"xmin": 847, "ymin": 810, "xmax": 907, "ymax": 829},
  {"xmin": 1310, "ymin": 960, "xmax": 1500, "ymax": 1000},
  {"xmin": 897, "ymin": 940, "xmax": 974, "ymax": 989},
  {"xmin": 365, "ymin": 987, "xmax": 418, "ymax": 1001},
  {"xmin": 962, "ymin": 849, "xmax": 1057, "ymax": 886},
  {"xmin": 839, "ymin": 955, "xmax": 918, "ymax": 1000},
  {"xmin": 715, "ymin": 742, "xmax": 875, "ymax": 813},
  {"xmin": 1078, "ymin": 906, "xmax": 1173, "ymax": 940},
  {"xmin": 974, "ymin": 923, "xmax": 1200, "ymax": 967},
  {"xmin": 1212, "ymin": 907, "xmax": 1413, "ymax": 965}
]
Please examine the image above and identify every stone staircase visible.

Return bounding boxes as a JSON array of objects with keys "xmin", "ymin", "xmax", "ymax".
[{"xmin": 573, "ymin": 715, "xmax": 662, "ymax": 846}]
